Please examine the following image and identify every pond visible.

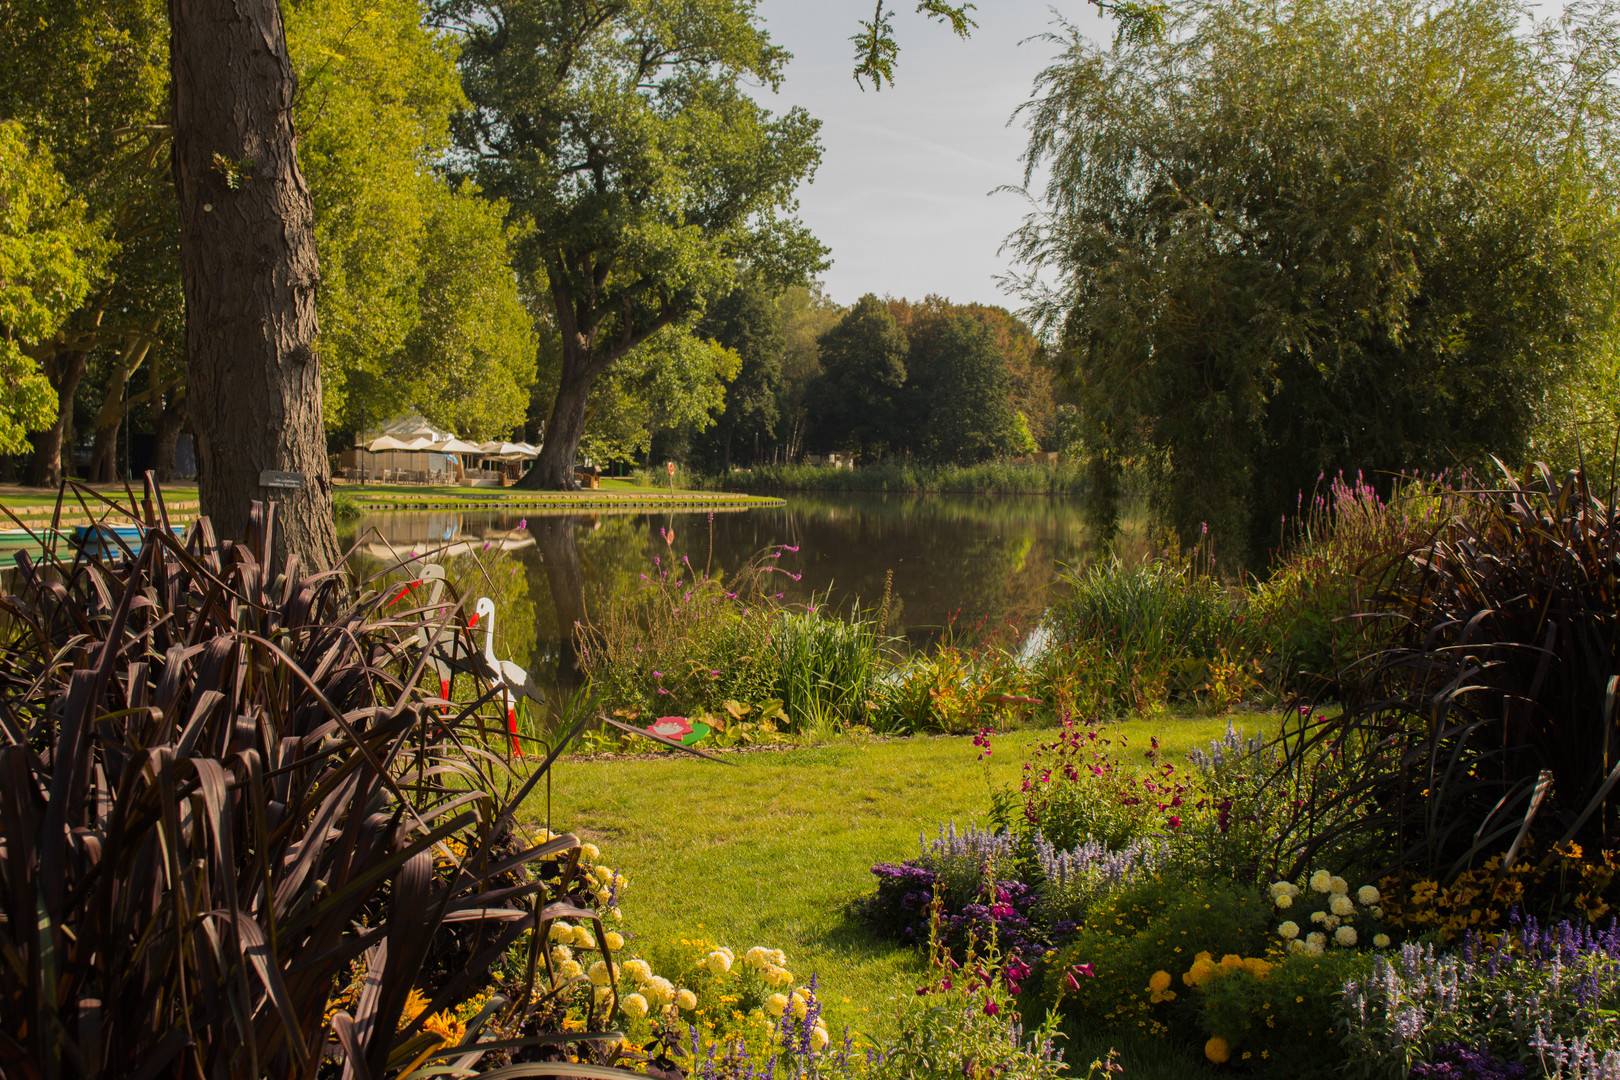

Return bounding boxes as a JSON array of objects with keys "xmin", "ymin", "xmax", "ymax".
[{"xmin": 340, "ymin": 492, "xmax": 1135, "ymax": 697}]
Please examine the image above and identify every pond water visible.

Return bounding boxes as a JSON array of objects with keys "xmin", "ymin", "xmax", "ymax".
[{"xmin": 340, "ymin": 493, "xmax": 1130, "ymax": 696}]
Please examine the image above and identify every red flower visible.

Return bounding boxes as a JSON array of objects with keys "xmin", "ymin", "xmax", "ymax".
[{"xmin": 1167, "ymin": 816, "xmax": 1182, "ymax": 830}]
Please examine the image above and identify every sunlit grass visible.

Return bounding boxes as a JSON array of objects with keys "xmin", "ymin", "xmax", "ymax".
[{"xmin": 535, "ymin": 712, "xmax": 1278, "ymax": 1046}]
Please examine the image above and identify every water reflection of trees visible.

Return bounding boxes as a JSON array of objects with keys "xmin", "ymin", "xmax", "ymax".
[{"xmin": 345, "ymin": 494, "xmax": 1148, "ymax": 694}]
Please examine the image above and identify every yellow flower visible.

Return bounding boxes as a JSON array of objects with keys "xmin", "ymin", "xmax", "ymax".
[
  {"xmin": 1205, "ymin": 1036, "xmax": 1231, "ymax": 1064},
  {"xmin": 605, "ymin": 931, "xmax": 625, "ymax": 951},
  {"xmin": 811, "ymin": 1024, "xmax": 830, "ymax": 1051},
  {"xmin": 623, "ymin": 959, "xmax": 653, "ymax": 984},
  {"xmin": 621, "ymin": 993, "xmax": 649, "ymax": 1018},
  {"xmin": 765, "ymin": 993, "xmax": 789, "ymax": 1016},
  {"xmin": 1148, "ymin": 971, "xmax": 1172, "ymax": 993},
  {"xmin": 676, "ymin": 988, "xmax": 698, "ymax": 1011}
]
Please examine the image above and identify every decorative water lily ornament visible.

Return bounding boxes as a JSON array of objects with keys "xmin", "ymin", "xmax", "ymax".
[{"xmin": 647, "ymin": 716, "xmax": 693, "ymax": 740}]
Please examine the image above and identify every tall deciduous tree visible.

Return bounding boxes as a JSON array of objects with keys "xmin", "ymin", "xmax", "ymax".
[
  {"xmin": 807, "ymin": 294, "xmax": 908, "ymax": 460},
  {"xmin": 1008, "ymin": 0, "xmax": 1620, "ymax": 558},
  {"xmin": 168, "ymin": 0, "xmax": 340, "ymax": 569},
  {"xmin": 436, "ymin": 0, "xmax": 826, "ymax": 489}
]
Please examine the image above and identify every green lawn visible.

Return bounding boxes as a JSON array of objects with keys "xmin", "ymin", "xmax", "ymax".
[
  {"xmin": 537, "ymin": 713, "xmax": 1270, "ymax": 1044},
  {"xmin": 340, "ymin": 479, "xmax": 781, "ymax": 510}
]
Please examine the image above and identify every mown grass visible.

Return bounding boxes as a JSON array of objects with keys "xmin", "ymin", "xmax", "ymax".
[{"xmin": 536, "ymin": 713, "xmax": 1271, "ymax": 1053}]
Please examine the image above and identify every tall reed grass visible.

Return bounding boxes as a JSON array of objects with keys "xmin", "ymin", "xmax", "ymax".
[{"xmin": 712, "ymin": 461, "xmax": 1091, "ymax": 495}]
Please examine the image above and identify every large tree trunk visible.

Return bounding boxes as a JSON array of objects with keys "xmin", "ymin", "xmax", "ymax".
[
  {"xmin": 168, "ymin": 0, "xmax": 340, "ymax": 571},
  {"xmin": 26, "ymin": 348, "xmax": 87, "ymax": 488},
  {"xmin": 524, "ymin": 371, "xmax": 592, "ymax": 490}
]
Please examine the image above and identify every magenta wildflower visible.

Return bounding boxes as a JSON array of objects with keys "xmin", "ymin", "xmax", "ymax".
[
  {"xmin": 983, "ymin": 1000, "xmax": 999, "ymax": 1016},
  {"xmin": 516, "ymin": 518, "xmax": 527, "ymax": 530},
  {"xmin": 784, "ymin": 545, "xmax": 799, "ymax": 553}
]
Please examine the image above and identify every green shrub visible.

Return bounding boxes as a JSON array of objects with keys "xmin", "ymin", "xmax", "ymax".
[
  {"xmin": 1043, "ymin": 876, "xmax": 1271, "ymax": 1037},
  {"xmin": 1194, "ymin": 949, "xmax": 1373, "ymax": 1073},
  {"xmin": 1046, "ymin": 554, "xmax": 1256, "ymax": 714},
  {"xmin": 715, "ymin": 460, "xmax": 1091, "ymax": 496},
  {"xmin": 579, "ymin": 545, "xmax": 888, "ymax": 732}
]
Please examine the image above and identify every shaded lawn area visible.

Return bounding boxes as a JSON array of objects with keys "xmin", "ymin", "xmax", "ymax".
[{"xmin": 537, "ymin": 713, "xmax": 1271, "ymax": 1045}]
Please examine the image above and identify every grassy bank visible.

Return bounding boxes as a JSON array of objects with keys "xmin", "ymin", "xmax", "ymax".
[
  {"xmin": 539, "ymin": 714, "xmax": 1253, "ymax": 1045},
  {"xmin": 334, "ymin": 479, "xmax": 784, "ymax": 515},
  {"xmin": 692, "ymin": 461, "xmax": 1093, "ymax": 496}
]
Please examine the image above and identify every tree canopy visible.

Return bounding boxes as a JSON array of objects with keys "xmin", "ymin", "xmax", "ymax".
[
  {"xmin": 435, "ymin": 0, "xmax": 827, "ymax": 487},
  {"xmin": 0, "ymin": 122, "xmax": 113, "ymax": 452},
  {"xmin": 1008, "ymin": 0, "xmax": 1620, "ymax": 557}
]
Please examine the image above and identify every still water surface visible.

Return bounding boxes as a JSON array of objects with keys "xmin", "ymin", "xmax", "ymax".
[{"xmin": 341, "ymin": 493, "xmax": 1121, "ymax": 695}]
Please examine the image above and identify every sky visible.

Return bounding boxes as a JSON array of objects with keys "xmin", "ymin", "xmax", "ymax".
[{"xmin": 747, "ymin": 1, "xmax": 1114, "ymax": 311}]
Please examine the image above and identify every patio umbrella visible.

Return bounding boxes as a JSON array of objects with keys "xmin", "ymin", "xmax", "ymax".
[{"xmin": 431, "ymin": 438, "xmax": 483, "ymax": 454}]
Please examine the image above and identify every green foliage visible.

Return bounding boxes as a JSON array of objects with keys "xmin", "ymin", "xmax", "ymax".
[
  {"xmin": 578, "ymin": 544, "xmax": 883, "ymax": 732},
  {"xmin": 1009, "ymin": 0, "xmax": 1620, "ymax": 559},
  {"xmin": 1274, "ymin": 463, "xmax": 1620, "ymax": 881},
  {"xmin": 1195, "ymin": 950, "xmax": 1373, "ymax": 1072},
  {"xmin": 1047, "ymin": 553, "xmax": 1255, "ymax": 713},
  {"xmin": 287, "ymin": 0, "xmax": 534, "ymax": 435},
  {"xmin": 1045, "ymin": 876, "xmax": 1271, "ymax": 1036},
  {"xmin": 442, "ymin": 0, "xmax": 826, "ymax": 471},
  {"xmin": 579, "ymin": 323, "xmax": 742, "ymax": 465},
  {"xmin": 0, "ymin": 121, "xmax": 112, "ymax": 451},
  {"xmin": 693, "ymin": 275, "xmax": 785, "ymax": 468},
  {"xmin": 385, "ymin": 182, "xmax": 536, "ymax": 438},
  {"xmin": 901, "ymin": 305, "xmax": 1017, "ymax": 464},
  {"xmin": 809, "ymin": 294, "xmax": 910, "ymax": 459}
]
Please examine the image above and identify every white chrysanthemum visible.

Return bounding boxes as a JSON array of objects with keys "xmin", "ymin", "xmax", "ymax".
[
  {"xmin": 621, "ymin": 993, "xmax": 649, "ymax": 1018},
  {"xmin": 811, "ymin": 1025, "xmax": 830, "ymax": 1051},
  {"xmin": 572, "ymin": 925, "xmax": 597, "ymax": 948},
  {"xmin": 610, "ymin": 907, "xmax": 622, "ymax": 920},
  {"xmin": 642, "ymin": 976, "xmax": 675, "ymax": 1006},
  {"xmin": 559, "ymin": 958, "xmax": 584, "ymax": 981},
  {"xmin": 791, "ymin": 994, "xmax": 809, "ymax": 1019},
  {"xmin": 1370, "ymin": 905, "xmax": 1384, "ymax": 920},
  {"xmin": 1277, "ymin": 921, "xmax": 1300, "ymax": 940},
  {"xmin": 1309, "ymin": 870, "xmax": 1333, "ymax": 893},
  {"xmin": 549, "ymin": 921, "xmax": 573, "ymax": 941},
  {"xmin": 592, "ymin": 865, "xmax": 614, "ymax": 883},
  {"xmin": 676, "ymin": 988, "xmax": 698, "ymax": 1011},
  {"xmin": 706, "ymin": 950, "xmax": 734, "ymax": 976},
  {"xmin": 581, "ymin": 842, "xmax": 601, "ymax": 861},
  {"xmin": 1373, "ymin": 934, "xmax": 1391, "ymax": 948},
  {"xmin": 745, "ymin": 946, "xmax": 771, "ymax": 970},
  {"xmin": 1287, "ymin": 938, "xmax": 1307, "ymax": 955},
  {"xmin": 1306, "ymin": 931, "xmax": 1326, "ymax": 947},
  {"xmin": 1310, "ymin": 910, "xmax": 1328, "ymax": 924},
  {"xmin": 767, "ymin": 949, "xmax": 788, "ymax": 968},
  {"xmin": 1329, "ymin": 876, "xmax": 1349, "ymax": 895},
  {"xmin": 1304, "ymin": 939, "xmax": 1325, "ymax": 956},
  {"xmin": 1270, "ymin": 881, "xmax": 1301, "ymax": 900},
  {"xmin": 1357, "ymin": 885, "xmax": 1380, "ymax": 906},
  {"xmin": 588, "ymin": 961, "xmax": 619, "ymax": 987},
  {"xmin": 1335, "ymin": 926, "xmax": 1358, "ymax": 947},
  {"xmin": 1275, "ymin": 893, "xmax": 1293, "ymax": 910},
  {"xmin": 622, "ymin": 959, "xmax": 652, "ymax": 984},
  {"xmin": 551, "ymin": 945, "xmax": 573, "ymax": 965},
  {"xmin": 1330, "ymin": 895, "xmax": 1355, "ymax": 917},
  {"xmin": 764, "ymin": 965, "xmax": 794, "ymax": 988},
  {"xmin": 765, "ymin": 993, "xmax": 789, "ymax": 1016},
  {"xmin": 594, "ymin": 985, "xmax": 612, "ymax": 1004},
  {"xmin": 1323, "ymin": 914, "xmax": 1342, "ymax": 930}
]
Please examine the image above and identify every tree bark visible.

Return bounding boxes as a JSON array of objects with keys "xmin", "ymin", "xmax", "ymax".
[
  {"xmin": 89, "ymin": 330, "xmax": 156, "ymax": 483},
  {"xmin": 168, "ymin": 0, "xmax": 340, "ymax": 571},
  {"xmin": 151, "ymin": 394, "xmax": 187, "ymax": 482},
  {"xmin": 26, "ymin": 348, "xmax": 87, "ymax": 488}
]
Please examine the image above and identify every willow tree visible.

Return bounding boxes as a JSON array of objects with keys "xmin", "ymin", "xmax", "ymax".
[
  {"xmin": 1007, "ymin": 0, "xmax": 1620, "ymax": 559},
  {"xmin": 436, "ymin": 0, "xmax": 826, "ymax": 489}
]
